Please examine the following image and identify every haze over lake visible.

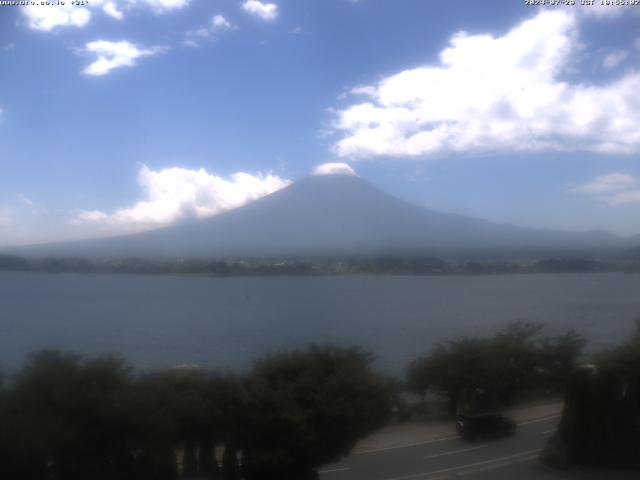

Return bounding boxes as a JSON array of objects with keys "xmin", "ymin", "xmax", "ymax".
[{"xmin": 1, "ymin": 272, "xmax": 639, "ymax": 376}]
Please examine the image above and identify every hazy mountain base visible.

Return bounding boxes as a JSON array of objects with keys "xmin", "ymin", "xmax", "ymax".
[{"xmin": 3, "ymin": 175, "xmax": 638, "ymax": 260}]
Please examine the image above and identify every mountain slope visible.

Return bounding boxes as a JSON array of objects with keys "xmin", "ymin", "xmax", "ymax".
[{"xmin": 5, "ymin": 175, "xmax": 627, "ymax": 258}]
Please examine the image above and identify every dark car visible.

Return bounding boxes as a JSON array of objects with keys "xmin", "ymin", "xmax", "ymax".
[{"xmin": 456, "ymin": 413, "xmax": 517, "ymax": 441}]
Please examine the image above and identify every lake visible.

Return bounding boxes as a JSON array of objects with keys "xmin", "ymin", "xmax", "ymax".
[{"xmin": 1, "ymin": 272, "xmax": 639, "ymax": 376}]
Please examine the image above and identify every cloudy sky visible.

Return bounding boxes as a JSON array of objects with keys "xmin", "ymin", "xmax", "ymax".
[{"xmin": 0, "ymin": 0, "xmax": 639, "ymax": 246}]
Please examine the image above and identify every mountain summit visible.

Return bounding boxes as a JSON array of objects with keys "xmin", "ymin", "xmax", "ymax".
[{"xmin": 6, "ymin": 174, "xmax": 625, "ymax": 258}]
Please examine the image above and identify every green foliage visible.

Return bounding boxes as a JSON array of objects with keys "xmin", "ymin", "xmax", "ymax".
[
  {"xmin": 6, "ymin": 351, "xmax": 136, "ymax": 480},
  {"xmin": 550, "ymin": 322, "xmax": 640, "ymax": 470},
  {"xmin": 127, "ymin": 369, "xmax": 244, "ymax": 479},
  {"xmin": 239, "ymin": 345, "xmax": 391, "ymax": 480},
  {"xmin": 0, "ymin": 345, "xmax": 390, "ymax": 480},
  {"xmin": 537, "ymin": 330, "xmax": 587, "ymax": 392},
  {"xmin": 408, "ymin": 321, "xmax": 585, "ymax": 414}
]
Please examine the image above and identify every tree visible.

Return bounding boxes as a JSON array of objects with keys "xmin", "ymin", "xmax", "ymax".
[
  {"xmin": 407, "ymin": 322, "xmax": 584, "ymax": 415},
  {"xmin": 129, "ymin": 368, "xmax": 242, "ymax": 480},
  {"xmin": 7, "ymin": 351, "xmax": 137, "ymax": 480},
  {"xmin": 544, "ymin": 321, "xmax": 640, "ymax": 470},
  {"xmin": 537, "ymin": 330, "xmax": 587, "ymax": 393},
  {"xmin": 0, "ymin": 346, "xmax": 392, "ymax": 480},
  {"xmin": 239, "ymin": 345, "xmax": 391, "ymax": 480},
  {"xmin": 408, "ymin": 338, "xmax": 493, "ymax": 415}
]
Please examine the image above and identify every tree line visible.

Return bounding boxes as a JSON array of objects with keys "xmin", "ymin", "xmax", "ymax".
[
  {"xmin": 0, "ymin": 254, "xmax": 629, "ymax": 276},
  {"xmin": 408, "ymin": 321, "xmax": 640, "ymax": 470},
  {"xmin": 2, "ymin": 321, "xmax": 635, "ymax": 478},
  {"xmin": 407, "ymin": 321, "xmax": 586, "ymax": 415},
  {"xmin": 0, "ymin": 346, "xmax": 391, "ymax": 480}
]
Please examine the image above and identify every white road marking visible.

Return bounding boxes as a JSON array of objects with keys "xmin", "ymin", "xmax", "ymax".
[
  {"xmin": 458, "ymin": 460, "xmax": 512, "ymax": 475},
  {"xmin": 319, "ymin": 467, "xmax": 351, "ymax": 474},
  {"xmin": 353, "ymin": 414, "xmax": 560, "ymax": 457},
  {"xmin": 423, "ymin": 444, "xmax": 487, "ymax": 460},
  {"xmin": 516, "ymin": 454, "xmax": 540, "ymax": 463},
  {"xmin": 354, "ymin": 435, "xmax": 459, "ymax": 455},
  {"xmin": 357, "ymin": 414, "xmax": 559, "ymax": 457},
  {"xmin": 542, "ymin": 428, "xmax": 557, "ymax": 435},
  {"xmin": 379, "ymin": 448, "xmax": 542, "ymax": 480},
  {"xmin": 517, "ymin": 414, "xmax": 561, "ymax": 426}
]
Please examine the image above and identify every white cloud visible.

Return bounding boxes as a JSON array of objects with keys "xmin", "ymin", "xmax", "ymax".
[
  {"xmin": 71, "ymin": 165, "xmax": 291, "ymax": 232},
  {"xmin": 185, "ymin": 14, "xmax": 237, "ymax": 45},
  {"xmin": 22, "ymin": 4, "xmax": 91, "ymax": 31},
  {"xmin": 333, "ymin": 10, "xmax": 640, "ymax": 159},
  {"xmin": 569, "ymin": 173, "xmax": 636, "ymax": 194},
  {"xmin": 73, "ymin": 210, "xmax": 109, "ymax": 223},
  {"xmin": 350, "ymin": 85, "xmax": 377, "ymax": 96},
  {"xmin": 312, "ymin": 163, "xmax": 357, "ymax": 176},
  {"xmin": 609, "ymin": 190, "xmax": 640, "ymax": 205},
  {"xmin": 21, "ymin": 0, "xmax": 190, "ymax": 31},
  {"xmin": 569, "ymin": 173, "xmax": 640, "ymax": 206},
  {"xmin": 103, "ymin": 2, "xmax": 125, "ymax": 20},
  {"xmin": 602, "ymin": 49, "xmax": 628, "ymax": 70},
  {"xmin": 142, "ymin": 0, "xmax": 190, "ymax": 12},
  {"xmin": 212, "ymin": 15, "xmax": 235, "ymax": 30},
  {"xmin": 242, "ymin": 0, "xmax": 279, "ymax": 21},
  {"xmin": 3, "ymin": 43, "xmax": 15, "ymax": 52},
  {"xmin": 182, "ymin": 39, "xmax": 200, "ymax": 48},
  {"xmin": 82, "ymin": 40, "xmax": 166, "ymax": 76},
  {"xmin": 17, "ymin": 193, "xmax": 35, "ymax": 207}
]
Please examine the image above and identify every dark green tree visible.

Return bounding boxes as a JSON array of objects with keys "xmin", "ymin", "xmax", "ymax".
[
  {"xmin": 239, "ymin": 345, "xmax": 391, "ymax": 480},
  {"xmin": 408, "ymin": 322, "xmax": 583, "ymax": 415},
  {"xmin": 537, "ymin": 330, "xmax": 587, "ymax": 393},
  {"xmin": 544, "ymin": 322, "xmax": 640, "ymax": 470},
  {"xmin": 7, "ymin": 351, "xmax": 137, "ymax": 480}
]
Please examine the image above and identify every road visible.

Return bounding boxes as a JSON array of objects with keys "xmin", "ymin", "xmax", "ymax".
[{"xmin": 319, "ymin": 414, "xmax": 632, "ymax": 480}]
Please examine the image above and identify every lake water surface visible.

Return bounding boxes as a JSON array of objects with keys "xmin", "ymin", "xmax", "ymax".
[{"xmin": 1, "ymin": 272, "xmax": 639, "ymax": 376}]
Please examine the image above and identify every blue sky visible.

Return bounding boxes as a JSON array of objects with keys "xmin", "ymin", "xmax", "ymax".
[{"xmin": 0, "ymin": 0, "xmax": 639, "ymax": 246}]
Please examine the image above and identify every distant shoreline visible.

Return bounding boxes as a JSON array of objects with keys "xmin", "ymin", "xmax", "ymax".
[{"xmin": 2, "ymin": 254, "xmax": 639, "ymax": 278}]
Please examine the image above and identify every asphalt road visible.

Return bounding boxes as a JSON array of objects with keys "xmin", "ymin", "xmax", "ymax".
[{"xmin": 318, "ymin": 414, "xmax": 633, "ymax": 480}]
